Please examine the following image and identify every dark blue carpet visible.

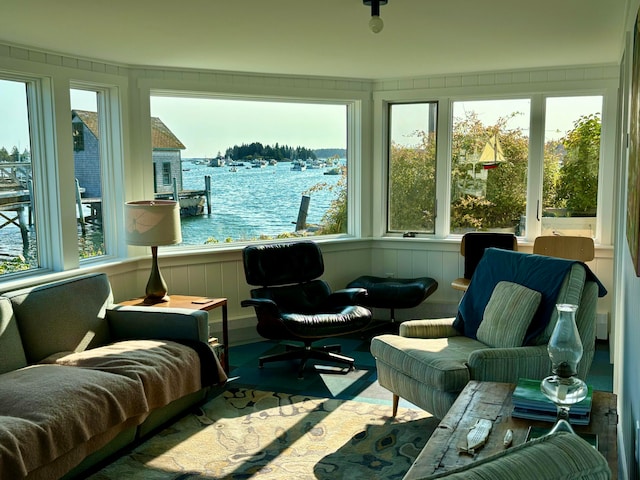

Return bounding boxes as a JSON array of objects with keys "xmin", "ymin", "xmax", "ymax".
[{"xmin": 225, "ymin": 334, "xmax": 613, "ymax": 408}]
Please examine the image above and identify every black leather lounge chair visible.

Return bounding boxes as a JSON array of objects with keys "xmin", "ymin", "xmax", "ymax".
[{"xmin": 241, "ymin": 241, "xmax": 372, "ymax": 379}]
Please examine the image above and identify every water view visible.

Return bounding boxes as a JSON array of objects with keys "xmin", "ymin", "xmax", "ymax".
[
  {"xmin": 178, "ymin": 159, "xmax": 343, "ymax": 244},
  {"xmin": 0, "ymin": 158, "xmax": 343, "ymax": 260}
]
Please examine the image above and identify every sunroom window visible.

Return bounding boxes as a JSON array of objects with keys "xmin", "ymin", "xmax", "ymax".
[
  {"xmin": 149, "ymin": 95, "xmax": 349, "ymax": 245},
  {"xmin": 450, "ymin": 99, "xmax": 531, "ymax": 236},
  {"xmin": 542, "ymin": 96, "xmax": 602, "ymax": 238},
  {"xmin": 0, "ymin": 78, "xmax": 38, "ymax": 276},
  {"xmin": 387, "ymin": 102, "xmax": 438, "ymax": 234},
  {"xmin": 71, "ymin": 88, "xmax": 106, "ymax": 260}
]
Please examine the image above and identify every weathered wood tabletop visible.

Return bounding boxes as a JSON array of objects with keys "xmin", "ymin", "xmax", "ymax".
[{"xmin": 403, "ymin": 380, "xmax": 617, "ymax": 479}]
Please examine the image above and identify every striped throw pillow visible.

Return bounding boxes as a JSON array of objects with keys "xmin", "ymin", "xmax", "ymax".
[{"xmin": 477, "ymin": 281, "xmax": 542, "ymax": 348}]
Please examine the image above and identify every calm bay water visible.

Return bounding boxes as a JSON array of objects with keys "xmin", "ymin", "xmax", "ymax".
[
  {"xmin": 0, "ymin": 159, "xmax": 343, "ymax": 260},
  {"xmin": 179, "ymin": 159, "xmax": 343, "ymax": 244}
]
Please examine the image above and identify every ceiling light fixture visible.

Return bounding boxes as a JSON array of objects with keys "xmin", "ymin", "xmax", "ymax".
[{"xmin": 363, "ymin": 0, "xmax": 388, "ymax": 34}]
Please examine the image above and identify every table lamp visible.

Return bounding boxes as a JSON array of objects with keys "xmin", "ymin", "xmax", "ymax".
[{"xmin": 125, "ymin": 200, "xmax": 182, "ymax": 304}]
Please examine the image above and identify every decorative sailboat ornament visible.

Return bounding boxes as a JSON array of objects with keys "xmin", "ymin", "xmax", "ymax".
[{"xmin": 479, "ymin": 133, "xmax": 506, "ymax": 169}]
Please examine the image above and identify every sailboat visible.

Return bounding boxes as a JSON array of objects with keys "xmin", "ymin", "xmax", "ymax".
[{"xmin": 478, "ymin": 133, "xmax": 506, "ymax": 169}]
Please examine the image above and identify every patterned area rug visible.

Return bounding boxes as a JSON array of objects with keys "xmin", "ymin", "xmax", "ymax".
[{"xmin": 89, "ymin": 387, "xmax": 437, "ymax": 480}]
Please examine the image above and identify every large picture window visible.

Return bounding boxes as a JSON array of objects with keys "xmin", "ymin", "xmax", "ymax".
[
  {"xmin": 150, "ymin": 95, "xmax": 349, "ymax": 245},
  {"xmin": 386, "ymin": 94, "xmax": 607, "ymax": 241}
]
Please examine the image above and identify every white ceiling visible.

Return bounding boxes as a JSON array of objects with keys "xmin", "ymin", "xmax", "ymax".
[{"xmin": 0, "ymin": 0, "xmax": 631, "ymax": 80}]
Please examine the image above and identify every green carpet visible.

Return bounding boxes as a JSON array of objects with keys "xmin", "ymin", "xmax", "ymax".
[{"xmin": 89, "ymin": 387, "xmax": 438, "ymax": 480}]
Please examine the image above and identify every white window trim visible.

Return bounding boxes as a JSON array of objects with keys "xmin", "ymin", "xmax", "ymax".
[
  {"xmin": 142, "ymin": 88, "xmax": 363, "ymax": 247},
  {"xmin": 376, "ymin": 87, "xmax": 617, "ymax": 246}
]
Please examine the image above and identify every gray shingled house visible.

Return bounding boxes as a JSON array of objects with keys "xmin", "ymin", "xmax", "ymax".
[{"xmin": 72, "ymin": 110, "xmax": 185, "ymax": 197}]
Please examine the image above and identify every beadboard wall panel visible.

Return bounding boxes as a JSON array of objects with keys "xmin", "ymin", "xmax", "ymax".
[{"xmin": 373, "ymin": 65, "xmax": 619, "ymax": 93}]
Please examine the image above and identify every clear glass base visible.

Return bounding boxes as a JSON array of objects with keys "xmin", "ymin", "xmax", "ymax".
[{"xmin": 540, "ymin": 374, "xmax": 588, "ymax": 423}]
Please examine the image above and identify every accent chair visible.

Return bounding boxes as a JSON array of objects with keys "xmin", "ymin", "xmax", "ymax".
[{"xmin": 371, "ymin": 248, "xmax": 606, "ymax": 419}]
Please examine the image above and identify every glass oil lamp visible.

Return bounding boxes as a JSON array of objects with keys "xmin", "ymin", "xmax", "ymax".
[{"xmin": 540, "ymin": 304, "xmax": 588, "ymax": 432}]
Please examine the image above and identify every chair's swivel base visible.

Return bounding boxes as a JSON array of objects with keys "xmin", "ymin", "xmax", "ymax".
[{"xmin": 259, "ymin": 343, "xmax": 355, "ymax": 379}]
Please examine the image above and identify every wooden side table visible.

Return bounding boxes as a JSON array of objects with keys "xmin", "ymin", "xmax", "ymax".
[
  {"xmin": 117, "ymin": 295, "xmax": 229, "ymax": 374},
  {"xmin": 403, "ymin": 380, "xmax": 618, "ymax": 479}
]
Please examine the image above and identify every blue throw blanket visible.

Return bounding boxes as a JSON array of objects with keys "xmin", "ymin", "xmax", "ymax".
[{"xmin": 453, "ymin": 248, "xmax": 607, "ymax": 345}]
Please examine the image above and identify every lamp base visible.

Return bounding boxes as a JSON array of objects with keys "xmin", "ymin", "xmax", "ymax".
[
  {"xmin": 143, "ymin": 246, "xmax": 170, "ymax": 305},
  {"xmin": 142, "ymin": 294, "xmax": 170, "ymax": 305}
]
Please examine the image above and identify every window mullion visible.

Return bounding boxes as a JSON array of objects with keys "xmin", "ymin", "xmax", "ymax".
[
  {"xmin": 435, "ymin": 98, "xmax": 451, "ymax": 238},
  {"xmin": 526, "ymin": 94, "xmax": 545, "ymax": 242}
]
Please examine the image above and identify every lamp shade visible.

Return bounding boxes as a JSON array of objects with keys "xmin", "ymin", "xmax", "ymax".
[{"xmin": 125, "ymin": 200, "xmax": 182, "ymax": 247}]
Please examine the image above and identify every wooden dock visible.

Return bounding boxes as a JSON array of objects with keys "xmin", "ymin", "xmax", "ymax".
[
  {"xmin": 0, "ymin": 189, "xmax": 31, "ymax": 255},
  {"xmin": 0, "ymin": 162, "xmax": 33, "ymax": 255},
  {"xmin": 155, "ymin": 175, "xmax": 212, "ymax": 217},
  {"xmin": 0, "ymin": 171, "xmax": 213, "ymax": 257}
]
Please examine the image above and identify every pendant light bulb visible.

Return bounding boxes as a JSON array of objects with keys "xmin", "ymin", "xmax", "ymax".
[
  {"xmin": 363, "ymin": 0, "xmax": 388, "ymax": 34},
  {"xmin": 369, "ymin": 15, "xmax": 384, "ymax": 33}
]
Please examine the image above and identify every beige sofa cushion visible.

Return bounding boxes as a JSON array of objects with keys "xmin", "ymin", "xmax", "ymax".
[
  {"xmin": 0, "ymin": 364, "xmax": 147, "ymax": 479},
  {"xmin": 6, "ymin": 273, "xmax": 114, "ymax": 363},
  {"xmin": 48, "ymin": 339, "xmax": 202, "ymax": 409}
]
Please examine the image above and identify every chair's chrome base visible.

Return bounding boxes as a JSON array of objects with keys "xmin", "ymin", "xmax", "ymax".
[{"xmin": 259, "ymin": 342, "xmax": 355, "ymax": 379}]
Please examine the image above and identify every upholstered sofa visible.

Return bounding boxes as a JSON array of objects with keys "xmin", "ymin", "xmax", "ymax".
[{"xmin": 0, "ymin": 272, "xmax": 226, "ymax": 480}]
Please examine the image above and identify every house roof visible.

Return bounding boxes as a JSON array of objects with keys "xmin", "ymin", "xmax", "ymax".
[
  {"xmin": 150, "ymin": 117, "xmax": 186, "ymax": 150},
  {"xmin": 72, "ymin": 110, "xmax": 99, "ymax": 139},
  {"xmin": 72, "ymin": 110, "xmax": 185, "ymax": 150},
  {"xmin": 0, "ymin": 1, "xmax": 630, "ymax": 80}
]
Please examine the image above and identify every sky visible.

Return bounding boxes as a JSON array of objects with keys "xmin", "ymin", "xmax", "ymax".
[
  {"xmin": 0, "ymin": 79, "xmax": 603, "ymax": 157},
  {"xmin": 0, "ymin": 80, "xmax": 30, "ymax": 154},
  {"xmin": 150, "ymin": 96, "xmax": 347, "ymax": 158}
]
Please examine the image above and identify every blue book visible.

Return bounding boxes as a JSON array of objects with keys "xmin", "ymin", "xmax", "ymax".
[{"xmin": 512, "ymin": 378, "xmax": 593, "ymax": 424}]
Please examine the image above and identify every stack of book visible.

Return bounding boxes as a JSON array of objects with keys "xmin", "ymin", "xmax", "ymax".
[{"xmin": 512, "ymin": 377, "xmax": 593, "ymax": 425}]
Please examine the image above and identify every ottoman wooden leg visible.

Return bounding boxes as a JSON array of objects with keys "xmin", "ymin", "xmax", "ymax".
[{"xmin": 392, "ymin": 393, "xmax": 399, "ymax": 417}]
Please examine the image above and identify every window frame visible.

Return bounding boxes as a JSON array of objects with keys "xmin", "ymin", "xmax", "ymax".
[
  {"xmin": 0, "ymin": 73, "xmax": 58, "ymax": 277},
  {"xmin": 72, "ymin": 122, "xmax": 85, "ymax": 151},
  {"xmin": 448, "ymin": 96, "xmax": 532, "ymax": 236},
  {"xmin": 0, "ymin": 70, "xmax": 127, "ymax": 282},
  {"xmin": 144, "ymin": 90, "xmax": 362, "ymax": 247},
  {"xmin": 161, "ymin": 162, "xmax": 172, "ymax": 186}
]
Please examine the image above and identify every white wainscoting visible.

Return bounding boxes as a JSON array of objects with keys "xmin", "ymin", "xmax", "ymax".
[{"xmin": 99, "ymin": 238, "xmax": 614, "ymax": 347}]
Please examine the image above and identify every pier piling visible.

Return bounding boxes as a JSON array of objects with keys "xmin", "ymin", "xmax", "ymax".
[{"xmin": 294, "ymin": 195, "xmax": 310, "ymax": 232}]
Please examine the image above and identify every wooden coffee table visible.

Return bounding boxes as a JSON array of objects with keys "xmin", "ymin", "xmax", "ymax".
[{"xmin": 403, "ymin": 380, "xmax": 617, "ymax": 479}]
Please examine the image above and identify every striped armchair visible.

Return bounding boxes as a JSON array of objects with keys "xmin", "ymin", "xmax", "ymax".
[{"xmin": 371, "ymin": 249, "xmax": 603, "ymax": 419}]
